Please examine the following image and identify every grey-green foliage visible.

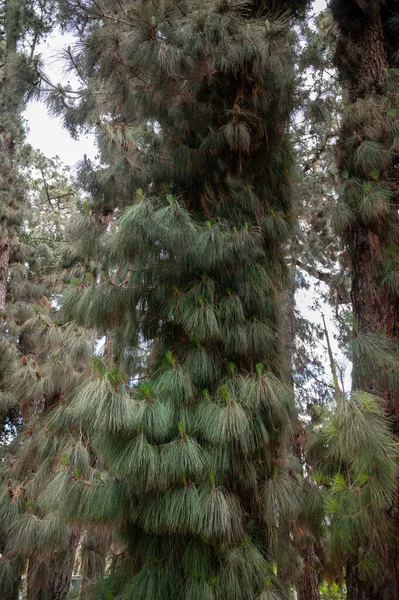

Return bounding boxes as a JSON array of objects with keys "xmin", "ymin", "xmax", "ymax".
[
  {"xmin": 309, "ymin": 391, "xmax": 399, "ymax": 576},
  {"xmin": 0, "ymin": 314, "xmax": 97, "ymax": 599}
]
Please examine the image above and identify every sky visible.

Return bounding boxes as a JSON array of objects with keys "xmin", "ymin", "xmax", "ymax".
[{"xmin": 24, "ymin": 30, "xmax": 96, "ymax": 168}]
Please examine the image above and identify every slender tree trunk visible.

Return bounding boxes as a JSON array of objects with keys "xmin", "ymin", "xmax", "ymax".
[
  {"xmin": 280, "ymin": 266, "xmax": 321, "ymax": 600},
  {"xmin": 48, "ymin": 529, "xmax": 80, "ymax": 600},
  {"xmin": 276, "ymin": 263, "xmax": 322, "ymax": 600},
  {"xmin": 27, "ymin": 530, "xmax": 80, "ymax": 600},
  {"xmin": 331, "ymin": 2, "xmax": 399, "ymax": 598},
  {"xmin": 296, "ymin": 539, "xmax": 321, "ymax": 600},
  {"xmin": 0, "ymin": 234, "xmax": 9, "ymax": 316},
  {"xmin": 277, "ymin": 266, "xmax": 297, "ymax": 600}
]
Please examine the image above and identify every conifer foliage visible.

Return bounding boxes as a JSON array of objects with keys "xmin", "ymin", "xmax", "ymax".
[{"xmin": 46, "ymin": 0, "xmax": 308, "ymax": 597}]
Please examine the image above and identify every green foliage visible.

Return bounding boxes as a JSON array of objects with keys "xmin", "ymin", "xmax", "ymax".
[
  {"xmin": 68, "ymin": 373, "xmax": 136, "ymax": 435},
  {"xmin": 196, "ymin": 392, "xmax": 250, "ymax": 447},
  {"xmin": 309, "ymin": 391, "xmax": 399, "ymax": 572},
  {"xmin": 8, "ymin": 513, "xmax": 69, "ymax": 556},
  {"xmin": 319, "ymin": 582, "xmax": 346, "ymax": 600},
  {"xmin": 114, "ymin": 434, "xmax": 162, "ymax": 491}
]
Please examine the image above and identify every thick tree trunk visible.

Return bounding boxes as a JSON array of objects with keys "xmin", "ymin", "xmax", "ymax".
[{"xmin": 331, "ymin": 2, "xmax": 399, "ymax": 598}]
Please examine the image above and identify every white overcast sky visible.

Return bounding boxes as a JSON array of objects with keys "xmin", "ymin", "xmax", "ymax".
[{"xmin": 24, "ymin": 28, "xmax": 96, "ymax": 168}]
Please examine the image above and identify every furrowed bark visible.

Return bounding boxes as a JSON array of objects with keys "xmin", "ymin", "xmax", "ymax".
[
  {"xmin": 27, "ymin": 529, "xmax": 80, "ymax": 600},
  {"xmin": 48, "ymin": 529, "xmax": 80, "ymax": 600},
  {"xmin": 296, "ymin": 539, "xmax": 321, "ymax": 600}
]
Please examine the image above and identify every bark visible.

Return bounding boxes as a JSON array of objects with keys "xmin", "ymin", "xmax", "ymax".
[
  {"xmin": 296, "ymin": 540, "xmax": 321, "ymax": 600},
  {"xmin": 27, "ymin": 529, "xmax": 80, "ymax": 600},
  {"xmin": 280, "ymin": 266, "xmax": 321, "ymax": 600},
  {"xmin": 332, "ymin": 0, "xmax": 388, "ymax": 102},
  {"xmin": 0, "ymin": 234, "xmax": 9, "ymax": 316},
  {"xmin": 331, "ymin": 2, "xmax": 399, "ymax": 598},
  {"xmin": 48, "ymin": 529, "xmax": 80, "ymax": 600}
]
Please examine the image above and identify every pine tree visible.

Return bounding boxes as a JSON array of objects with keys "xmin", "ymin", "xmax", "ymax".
[
  {"xmin": 0, "ymin": 154, "xmax": 95, "ymax": 600},
  {"xmin": 0, "ymin": 318, "xmax": 93, "ymax": 600},
  {"xmin": 329, "ymin": 1, "xmax": 399, "ymax": 597},
  {"xmin": 0, "ymin": 0, "xmax": 56, "ymax": 317},
  {"xmin": 0, "ymin": 4, "xmax": 59, "ymax": 598},
  {"xmin": 39, "ymin": 0, "xmax": 310, "ymax": 597}
]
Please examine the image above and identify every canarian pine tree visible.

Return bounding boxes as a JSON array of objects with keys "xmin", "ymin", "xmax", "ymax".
[
  {"xmin": 307, "ymin": 387, "xmax": 399, "ymax": 596},
  {"xmin": 0, "ymin": 4, "xmax": 61, "ymax": 598},
  {"xmin": 0, "ymin": 317, "xmax": 94, "ymax": 600},
  {"xmin": 329, "ymin": 1, "xmax": 399, "ymax": 598},
  {"xmin": 40, "ymin": 0, "xmax": 311, "ymax": 598},
  {"xmin": 0, "ymin": 155, "xmax": 98, "ymax": 600},
  {"xmin": 0, "ymin": 0, "xmax": 56, "ymax": 317}
]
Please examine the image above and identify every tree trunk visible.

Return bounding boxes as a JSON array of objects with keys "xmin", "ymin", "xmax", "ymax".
[
  {"xmin": 331, "ymin": 2, "xmax": 399, "ymax": 598},
  {"xmin": 27, "ymin": 529, "xmax": 80, "ymax": 600},
  {"xmin": 282, "ymin": 266, "xmax": 321, "ymax": 600},
  {"xmin": 0, "ymin": 234, "xmax": 9, "ymax": 316},
  {"xmin": 48, "ymin": 529, "xmax": 80, "ymax": 600},
  {"xmin": 296, "ymin": 540, "xmax": 321, "ymax": 600}
]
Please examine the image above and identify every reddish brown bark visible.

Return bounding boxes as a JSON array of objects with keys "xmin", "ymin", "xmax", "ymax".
[
  {"xmin": 296, "ymin": 540, "xmax": 321, "ymax": 600},
  {"xmin": 47, "ymin": 529, "xmax": 80, "ymax": 600}
]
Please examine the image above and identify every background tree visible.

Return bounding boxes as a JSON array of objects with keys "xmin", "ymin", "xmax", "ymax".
[
  {"xmin": 0, "ymin": 150, "xmax": 98, "ymax": 600},
  {"xmin": 0, "ymin": 4, "xmax": 59, "ymax": 597},
  {"xmin": 329, "ymin": 1, "xmax": 399, "ymax": 597}
]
